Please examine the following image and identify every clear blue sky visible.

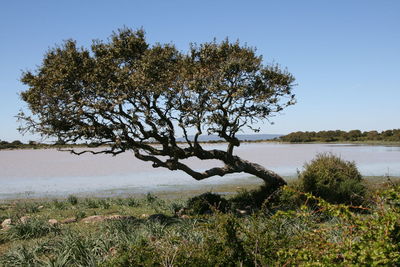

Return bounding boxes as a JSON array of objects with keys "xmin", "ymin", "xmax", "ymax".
[{"xmin": 1, "ymin": 0, "xmax": 399, "ymax": 142}]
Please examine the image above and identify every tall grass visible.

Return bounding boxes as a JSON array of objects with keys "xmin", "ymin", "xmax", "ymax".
[{"xmin": 5, "ymin": 218, "xmax": 60, "ymax": 240}]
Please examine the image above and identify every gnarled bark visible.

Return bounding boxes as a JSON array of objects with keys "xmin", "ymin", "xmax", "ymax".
[
  {"xmin": 132, "ymin": 145, "xmax": 286, "ymax": 190},
  {"xmin": 236, "ymin": 159, "xmax": 287, "ymax": 188}
]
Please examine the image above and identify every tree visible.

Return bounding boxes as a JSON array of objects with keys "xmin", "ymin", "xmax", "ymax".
[{"xmin": 18, "ymin": 28, "xmax": 296, "ymax": 189}]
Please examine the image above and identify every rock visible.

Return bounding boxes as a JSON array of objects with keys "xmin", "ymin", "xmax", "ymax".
[
  {"xmin": 1, "ymin": 218, "xmax": 12, "ymax": 230},
  {"xmin": 81, "ymin": 215, "xmax": 107, "ymax": 223},
  {"xmin": 60, "ymin": 217, "xmax": 77, "ymax": 224},
  {"xmin": 180, "ymin": 215, "xmax": 191, "ymax": 219},
  {"xmin": 107, "ymin": 215, "xmax": 134, "ymax": 221},
  {"xmin": 38, "ymin": 205, "xmax": 44, "ymax": 210},
  {"xmin": 141, "ymin": 214, "xmax": 149, "ymax": 219},
  {"xmin": 20, "ymin": 216, "xmax": 30, "ymax": 224},
  {"xmin": 48, "ymin": 219, "xmax": 58, "ymax": 225},
  {"xmin": 81, "ymin": 215, "xmax": 134, "ymax": 223}
]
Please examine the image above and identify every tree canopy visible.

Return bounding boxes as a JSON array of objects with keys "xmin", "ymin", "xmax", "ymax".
[{"xmin": 19, "ymin": 28, "xmax": 295, "ymax": 188}]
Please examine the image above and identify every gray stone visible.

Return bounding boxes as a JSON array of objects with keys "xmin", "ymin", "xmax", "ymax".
[
  {"xmin": 81, "ymin": 215, "xmax": 107, "ymax": 223},
  {"xmin": 48, "ymin": 219, "xmax": 58, "ymax": 225},
  {"xmin": 81, "ymin": 215, "xmax": 134, "ymax": 223},
  {"xmin": 1, "ymin": 218, "xmax": 12, "ymax": 230}
]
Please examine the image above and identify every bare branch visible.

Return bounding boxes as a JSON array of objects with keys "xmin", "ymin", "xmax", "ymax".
[{"xmin": 133, "ymin": 148, "xmax": 237, "ymax": 180}]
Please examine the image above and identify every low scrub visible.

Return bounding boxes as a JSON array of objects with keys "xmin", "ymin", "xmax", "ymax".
[
  {"xmin": 105, "ymin": 186, "xmax": 400, "ymax": 266},
  {"xmin": 185, "ymin": 192, "xmax": 229, "ymax": 215},
  {"xmin": 300, "ymin": 153, "xmax": 366, "ymax": 205},
  {"xmin": 229, "ymin": 184, "xmax": 292, "ymax": 212},
  {"xmin": 0, "ymin": 182, "xmax": 399, "ymax": 266}
]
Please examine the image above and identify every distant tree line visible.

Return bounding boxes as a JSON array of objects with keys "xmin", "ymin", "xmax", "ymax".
[
  {"xmin": 0, "ymin": 140, "xmax": 128, "ymax": 150},
  {"xmin": 0, "ymin": 140, "xmax": 70, "ymax": 149},
  {"xmin": 2, "ymin": 129, "xmax": 399, "ymax": 149},
  {"xmin": 0, "ymin": 140, "xmax": 25, "ymax": 149},
  {"xmin": 0, "ymin": 140, "xmax": 40, "ymax": 149},
  {"xmin": 279, "ymin": 129, "xmax": 400, "ymax": 143}
]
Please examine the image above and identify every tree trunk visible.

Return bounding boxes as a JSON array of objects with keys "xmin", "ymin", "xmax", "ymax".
[
  {"xmin": 229, "ymin": 156, "xmax": 287, "ymax": 189},
  {"xmin": 134, "ymin": 146, "xmax": 287, "ymax": 190}
]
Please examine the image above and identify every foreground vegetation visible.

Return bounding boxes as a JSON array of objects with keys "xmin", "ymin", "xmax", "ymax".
[
  {"xmin": 0, "ymin": 181, "xmax": 399, "ymax": 266},
  {"xmin": 1, "ymin": 154, "xmax": 399, "ymax": 266}
]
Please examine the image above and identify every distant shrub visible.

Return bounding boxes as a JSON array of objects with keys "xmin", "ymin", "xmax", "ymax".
[
  {"xmin": 300, "ymin": 153, "xmax": 366, "ymax": 205},
  {"xmin": 125, "ymin": 197, "xmax": 139, "ymax": 207},
  {"xmin": 67, "ymin": 195, "xmax": 78, "ymax": 205},
  {"xmin": 186, "ymin": 192, "xmax": 229, "ymax": 215},
  {"xmin": 14, "ymin": 202, "xmax": 39, "ymax": 215},
  {"xmin": 82, "ymin": 198, "xmax": 111, "ymax": 209},
  {"xmin": 98, "ymin": 199, "xmax": 111, "ymax": 209},
  {"xmin": 145, "ymin": 193, "xmax": 158, "ymax": 204},
  {"xmin": 84, "ymin": 198, "xmax": 100, "ymax": 209},
  {"xmin": 74, "ymin": 210, "xmax": 87, "ymax": 220},
  {"xmin": 51, "ymin": 199, "xmax": 68, "ymax": 210}
]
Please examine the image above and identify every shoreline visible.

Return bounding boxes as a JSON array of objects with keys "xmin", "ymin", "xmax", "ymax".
[
  {"xmin": 1, "ymin": 175, "xmax": 399, "ymax": 203},
  {"xmin": 0, "ymin": 176, "xmax": 269, "ymax": 202}
]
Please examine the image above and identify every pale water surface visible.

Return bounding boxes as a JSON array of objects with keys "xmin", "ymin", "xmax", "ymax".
[{"xmin": 0, "ymin": 143, "xmax": 399, "ymax": 199}]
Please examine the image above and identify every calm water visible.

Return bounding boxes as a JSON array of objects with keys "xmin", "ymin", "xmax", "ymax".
[{"xmin": 0, "ymin": 143, "xmax": 399, "ymax": 199}]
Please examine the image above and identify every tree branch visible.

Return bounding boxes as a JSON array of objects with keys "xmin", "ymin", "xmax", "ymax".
[{"xmin": 133, "ymin": 148, "xmax": 237, "ymax": 180}]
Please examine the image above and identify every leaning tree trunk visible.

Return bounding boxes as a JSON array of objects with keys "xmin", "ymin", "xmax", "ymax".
[
  {"xmin": 232, "ymin": 157, "xmax": 287, "ymax": 189},
  {"xmin": 133, "ymin": 146, "xmax": 287, "ymax": 192},
  {"xmin": 193, "ymin": 148, "xmax": 288, "ymax": 191}
]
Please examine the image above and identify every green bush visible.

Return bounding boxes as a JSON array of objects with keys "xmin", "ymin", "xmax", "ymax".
[
  {"xmin": 83, "ymin": 198, "xmax": 100, "ymax": 209},
  {"xmin": 275, "ymin": 186, "xmax": 400, "ymax": 265},
  {"xmin": 83, "ymin": 198, "xmax": 111, "ymax": 209},
  {"xmin": 125, "ymin": 197, "xmax": 139, "ymax": 207},
  {"xmin": 14, "ymin": 202, "xmax": 39, "ymax": 215},
  {"xmin": 300, "ymin": 153, "xmax": 366, "ymax": 205},
  {"xmin": 262, "ymin": 185, "xmax": 305, "ymax": 213},
  {"xmin": 51, "ymin": 199, "xmax": 68, "ymax": 210},
  {"xmin": 186, "ymin": 192, "xmax": 229, "ymax": 215},
  {"xmin": 67, "ymin": 195, "xmax": 78, "ymax": 205},
  {"xmin": 229, "ymin": 185, "xmax": 284, "ymax": 212}
]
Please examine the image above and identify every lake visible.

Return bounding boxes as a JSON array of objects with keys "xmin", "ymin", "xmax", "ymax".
[{"xmin": 0, "ymin": 143, "xmax": 399, "ymax": 199}]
